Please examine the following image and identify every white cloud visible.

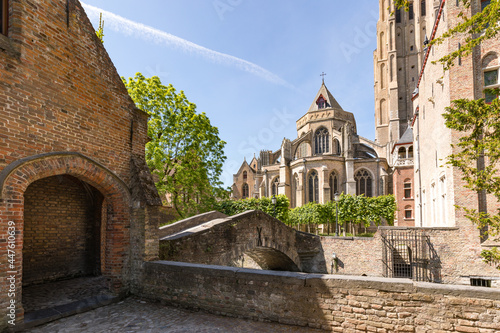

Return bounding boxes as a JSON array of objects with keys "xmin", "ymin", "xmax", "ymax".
[{"xmin": 81, "ymin": 2, "xmax": 293, "ymax": 89}]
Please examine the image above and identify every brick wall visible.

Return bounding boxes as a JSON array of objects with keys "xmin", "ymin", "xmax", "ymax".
[
  {"xmin": 0, "ymin": 0, "xmax": 161, "ymax": 328},
  {"xmin": 392, "ymin": 166, "xmax": 415, "ymax": 226},
  {"xmin": 23, "ymin": 175, "xmax": 102, "ymax": 285},
  {"xmin": 138, "ymin": 261, "xmax": 500, "ymax": 332}
]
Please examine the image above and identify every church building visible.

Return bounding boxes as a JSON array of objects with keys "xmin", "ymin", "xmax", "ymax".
[{"xmin": 232, "ymin": 83, "xmax": 391, "ymax": 207}]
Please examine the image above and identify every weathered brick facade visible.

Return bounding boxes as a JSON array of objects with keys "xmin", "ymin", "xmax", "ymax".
[{"xmin": 0, "ymin": 0, "xmax": 161, "ymax": 329}]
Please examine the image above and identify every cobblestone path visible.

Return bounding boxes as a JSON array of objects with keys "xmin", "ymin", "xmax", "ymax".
[{"xmin": 27, "ymin": 297, "xmax": 325, "ymax": 333}]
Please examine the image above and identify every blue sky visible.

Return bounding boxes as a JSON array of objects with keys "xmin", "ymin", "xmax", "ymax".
[{"xmin": 81, "ymin": 0, "xmax": 379, "ymax": 187}]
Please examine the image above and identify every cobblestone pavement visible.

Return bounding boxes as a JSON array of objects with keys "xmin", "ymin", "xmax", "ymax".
[
  {"xmin": 23, "ymin": 276, "xmax": 111, "ymax": 312},
  {"xmin": 27, "ymin": 297, "xmax": 325, "ymax": 333}
]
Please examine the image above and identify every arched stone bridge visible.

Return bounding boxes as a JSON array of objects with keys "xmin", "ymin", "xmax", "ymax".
[{"xmin": 159, "ymin": 210, "xmax": 328, "ymax": 273}]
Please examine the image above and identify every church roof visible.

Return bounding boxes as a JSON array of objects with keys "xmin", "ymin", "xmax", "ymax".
[
  {"xmin": 307, "ymin": 82, "xmax": 344, "ymax": 113},
  {"xmin": 397, "ymin": 127, "xmax": 413, "ymax": 145}
]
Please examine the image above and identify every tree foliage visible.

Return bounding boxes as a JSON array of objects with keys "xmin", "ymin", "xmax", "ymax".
[
  {"xmin": 288, "ymin": 195, "xmax": 396, "ymax": 229},
  {"xmin": 443, "ymin": 98, "xmax": 500, "ymax": 266},
  {"xmin": 392, "ymin": 0, "xmax": 500, "ymax": 69},
  {"xmin": 214, "ymin": 195, "xmax": 290, "ymax": 222},
  {"xmin": 124, "ymin": 73, "xmax": 227, "ymax": 218}
]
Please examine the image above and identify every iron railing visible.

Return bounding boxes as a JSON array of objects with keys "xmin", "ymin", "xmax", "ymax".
[{"xmin": 381, "ymin": 229, "xmax": 430, "ymax": 282}]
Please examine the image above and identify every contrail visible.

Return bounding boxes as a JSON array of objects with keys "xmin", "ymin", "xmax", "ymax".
[{"xmin": 81, "ymin": 2, "xmax": 293, "ymax": 88}]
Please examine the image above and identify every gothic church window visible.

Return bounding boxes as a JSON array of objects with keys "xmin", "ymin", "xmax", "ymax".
[
  {"xmin": 314, "ymin": 128, "xmax": 329, "ymax": 155},
  {"xmin": 242, "ymin": 183, "xmax": 249, "ymax": 198},
  {"xmin": 333, "ymin": 138, "xmax": 341, "ymax": 155},
  {"xmin": 329, "ymin": 171, "xmax": 339, "ymax": 201},
  {"xmin": 409, "ymin": 2, "xmax": 414, "ymax": 20},
  {"xmin": 355, "ymin": 170, "xmax": 373, "ymax": 197},
  {"xmin": 308, "ymin": 170, "xmax": 319, "ymax": 203},
  {"xmin": 243, "ymin": 171, "xmax": 247, "ymax": 181},
  {"xmin": 421, "ymin": 0, "xmax": 426, "ymax": 16},
  {"xmin": 396, "ymin": 8, "xmax": 401, "ymax": 23},
  {"xmin": 0, "ymin": 0, "xmax": 8, "ymax": 36},
  {"xmin": 272, "ymin": 177, "xmax": 279, "ymax": 196}
]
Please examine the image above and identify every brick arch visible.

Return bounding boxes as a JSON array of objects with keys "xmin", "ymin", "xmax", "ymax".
[{"xmin": 0, "ymin": 152, "xmax": 131, "ymax": 296}]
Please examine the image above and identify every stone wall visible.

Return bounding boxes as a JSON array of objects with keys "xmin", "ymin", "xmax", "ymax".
[
  {"xmin": 137, "ymin": 261, "xmax": 500, "ymax": 332},
  {"xmin": 320, "ymin": 227, "xmax": 500, "ymax": 286},
  {"xmin": 158, "ymin": 211, "xmax": 227, "ymax": 239}
]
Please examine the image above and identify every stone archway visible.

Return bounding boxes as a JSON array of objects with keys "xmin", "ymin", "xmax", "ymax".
[{"xmin": 0, "ymin": 152, "xmax": 131, "ymax": 321}]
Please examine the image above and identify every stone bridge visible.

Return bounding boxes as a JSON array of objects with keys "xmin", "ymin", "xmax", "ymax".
[{"xmin": 159, "ymin": 210, "xmax": 328, "ymax": 273}]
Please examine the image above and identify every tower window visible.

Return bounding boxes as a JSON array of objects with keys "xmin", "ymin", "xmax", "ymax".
[
  {"xmin": 484, "ymin": 69, "xmax": 499, "ymax": 103},
  {"xmin": 409, "ymin": 3, "xmax": 414, "ymax": 20},
  {"xmin": 396, "ymin": 8, "xmax": 401, "ymax": 23},
  {"xmin": 404, "ymin": 182, "xmax": 412, "ymax": 199},
  {"xmin": 404, "ymin": 206, "xmax": 412, "ymax": 219},
  {"xmin": 0, "ymin": 0, "xmax": 8, "ymax": 36},
  {"xmin": 317, "ymin": 95, "xmax": 327, "ymax": 109},
  {"xmin": 421, "ymin": 0, "xmax": 426, "ymax": 16},
  {"xmin": 314, "ymin": 128, "xmax": 330, "ymax": 155}
]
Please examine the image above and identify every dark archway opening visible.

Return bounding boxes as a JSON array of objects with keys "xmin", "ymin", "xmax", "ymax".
[
  {"xmin": 22, "ymin": 175, "xmax": 112, "ymax": 315},
  {"xmin": 244, "ymin": 247, "xmax": 300, "ymax": 272}
]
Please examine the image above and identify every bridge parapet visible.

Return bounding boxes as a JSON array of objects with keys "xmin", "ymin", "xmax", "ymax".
[{"xmin": 159, "ymin": 210, "xmax": 327, "ymax": 273}]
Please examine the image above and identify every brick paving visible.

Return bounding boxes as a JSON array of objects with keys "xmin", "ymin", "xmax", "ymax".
[{"xmin": 27, "ymin": 297, "xmax": 325, "ymax": 333}]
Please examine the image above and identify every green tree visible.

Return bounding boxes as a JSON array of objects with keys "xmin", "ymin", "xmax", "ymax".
[
  {"xmin": 124, "ymin": 73, "xmax": 227, "ymax": 218},
  {"xmin": 392, "ymin": 0, "xmax": 499, "ymax": 69},
  {"xmin": 443, "ymin": 98, "xmax": 500, "ymax": 267}
]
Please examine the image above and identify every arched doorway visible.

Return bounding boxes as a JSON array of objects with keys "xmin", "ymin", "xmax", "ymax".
[{"xmin": 0, "ymin": 153, "xmax": 131, "ymax": 322}]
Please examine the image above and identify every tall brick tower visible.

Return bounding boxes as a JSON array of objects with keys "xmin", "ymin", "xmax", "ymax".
[{"xmin": 374, "ymin": 0, "xmax": 428, "ymax": 152}]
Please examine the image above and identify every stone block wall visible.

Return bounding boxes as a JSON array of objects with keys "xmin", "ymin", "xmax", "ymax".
[
  {"xmin": 138, "ymin": 261, "xmax": 500, "ymax": 332},
  {"xmin": 320, "ymin": 227, "xmax": 500, "ymax": 286}
]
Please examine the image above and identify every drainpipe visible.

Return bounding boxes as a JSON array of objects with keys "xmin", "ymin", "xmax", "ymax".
[{"xmin": 415, "ymin": 109, "xmax": 423, "ymax": 227}]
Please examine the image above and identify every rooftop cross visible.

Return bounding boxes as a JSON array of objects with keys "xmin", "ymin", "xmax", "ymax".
[{"xmin": 320, "ymin": 72, "xmax": 327, "ymax": 83}]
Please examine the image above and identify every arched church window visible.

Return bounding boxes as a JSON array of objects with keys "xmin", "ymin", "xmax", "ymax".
[
  {"xmin": 333, "ymin": 138, "xmax": 341, "ymax": 155},
  {"xmin": 314, "ymin": 128, "xmax": 329, "ymax": 155},
  {"xmin": 243, "ymin": 171, "xmax": 247, "ymax": 181},
  {"xmin": 242, "ymin": 183, "xmax": 249, "ymax": 198},
  {"xmin": 272, "ymin": 177, "xmax": 280, "ymax": 196},
  {"xmin": 329, "ymin": 171, "xmax": 339, "ymax": 200},
  {"xmin": 309, "ymin": 170, "xmax": 319, "ymax": 203},
  {"xmin": 355, "ymin": 169, "xmax": 373, "ymax": 197}
]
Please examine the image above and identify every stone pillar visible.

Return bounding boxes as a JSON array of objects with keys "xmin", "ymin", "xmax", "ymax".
[
  {"xmin": 322, "ymin": 165, "xmax": 330, "ymax": 203},
  {"xmin": 345, "ymin": 159, "xmax": 356, "ymax": 195}
]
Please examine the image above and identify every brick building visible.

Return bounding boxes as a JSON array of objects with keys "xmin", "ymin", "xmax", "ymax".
[{"xmin": 0, "ymin": 0, "xmax": 161, "ymax": 328}]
